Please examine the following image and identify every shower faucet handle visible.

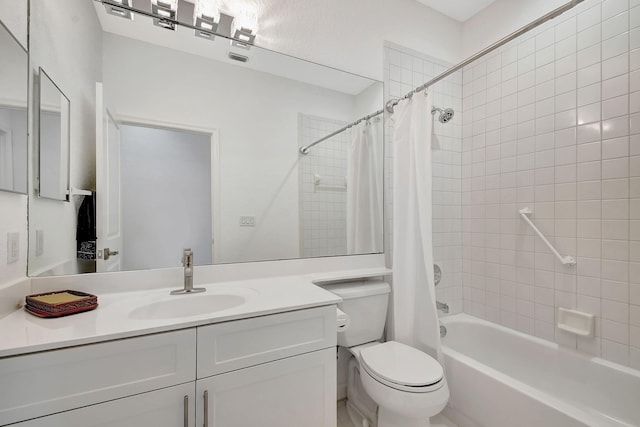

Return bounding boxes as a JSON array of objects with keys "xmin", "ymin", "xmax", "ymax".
[
  {"xmin": 436, "ymin": 300, "xmax": 449, "ymax": 314},
  {"xmin": 434, "ymin": 264, "xmax": 441, "ymax": 286}
]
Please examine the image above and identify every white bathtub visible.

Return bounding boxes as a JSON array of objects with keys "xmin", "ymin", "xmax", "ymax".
[{"xmin": 440, "ymin": 314, "xmax": 640, "ymax": 427}]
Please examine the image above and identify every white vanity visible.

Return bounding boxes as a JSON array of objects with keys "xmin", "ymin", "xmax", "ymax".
[{"xmin": 0, "ymin": 277, "xmax": 344, "ymax": 427}]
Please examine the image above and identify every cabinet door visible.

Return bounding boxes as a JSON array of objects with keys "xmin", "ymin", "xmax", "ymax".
[
  {"xmin": 14, "ymin": 383, "xmax": 195, "ymax": 427},
  {"xmin": 196, "ymin": 348, "xmax": 336, "ymax": 427},
  {"xmin": 197, "ymin": 305, "xmax": 336, "ymax": 378}
]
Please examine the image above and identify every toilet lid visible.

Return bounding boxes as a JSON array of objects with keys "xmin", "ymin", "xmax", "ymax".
[{"xmin": 359, "ymin": 341, "xmax": 443, "ymax": 387}]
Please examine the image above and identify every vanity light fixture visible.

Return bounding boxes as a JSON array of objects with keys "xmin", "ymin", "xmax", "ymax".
[
  {"xmin": 151, "ymin": 0, "xmax": 178, "ymax": 30},
  {"xmin": 104, "ymin": 0, "xmax": 134, "ymax": 20},
  {"xmin": 230, "ymin": 8, "xmax": 258, "ymax": 49},
  {"xmin": 193, "ymin": 0, "xmax": 220, "ymax": 40}
]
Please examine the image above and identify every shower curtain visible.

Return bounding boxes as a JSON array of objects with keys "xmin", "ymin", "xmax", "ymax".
[
  {"xmin": 346, "ymin": 119, "xmax": 383, "ymax": 254},
  {"xmin": 390, "ymin": 92, "xmax": 442, "ymax": 362}
]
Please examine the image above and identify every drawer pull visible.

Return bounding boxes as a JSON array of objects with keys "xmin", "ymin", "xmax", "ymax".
[
  {"xmin": 204, "ymin": 390, "xmax": 209, "ymax": 427},
  {"xmin": 183, "ymin": 395, "xmax": 188, "ymax": 427}
]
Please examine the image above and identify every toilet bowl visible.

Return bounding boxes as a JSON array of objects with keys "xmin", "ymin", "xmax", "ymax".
[
  {"xmin": 320, "ymin": 280, "xmax": 449, "ymax": 427},
  {"xmin": 349, "ymin": 341, "xmax": 449, "ymax": 427},
  {"xmin": 358, "ymin": 341, "xmax": 449, "ymax": 426}
]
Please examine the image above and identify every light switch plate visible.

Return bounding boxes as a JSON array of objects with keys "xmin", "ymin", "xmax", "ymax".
[
  {"xmin": 239, "ymin": 216, "xmax": 256, "ymax": 227},
  {"xmin": 7, "ymin": 232, "xmax": 19, "ymax": 264}
]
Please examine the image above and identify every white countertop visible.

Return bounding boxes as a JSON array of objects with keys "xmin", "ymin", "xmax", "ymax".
[{"xmin": 0, "ymin": 275, "xmax": 349, "ymax": 358}]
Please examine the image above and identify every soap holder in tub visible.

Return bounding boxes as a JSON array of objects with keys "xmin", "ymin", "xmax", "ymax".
[{"xmin": 557, "ymin": 307, "xmax": 595, "ymax": 337}]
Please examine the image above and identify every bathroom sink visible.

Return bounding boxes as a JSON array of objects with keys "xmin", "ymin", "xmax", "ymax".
[{"xmin": 128, "ymin": 293, "xmax": 248, "ymax": 320}]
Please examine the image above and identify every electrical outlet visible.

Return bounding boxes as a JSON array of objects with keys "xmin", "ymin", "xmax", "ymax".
[
  {"xmin": 239, "ymin": 216, "xmax": 256, "ymax": 227},
  {"xmin": 7, "ymin": 232, "xmax": 19, "ymax": 264},
  {"xmin": 36, "ymin": 229, "xmax": 44, "ymax": 256}
]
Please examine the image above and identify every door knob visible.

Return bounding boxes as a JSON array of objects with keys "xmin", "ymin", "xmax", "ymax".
[{"xmin": 103, "ymin": 247, "xmax": 119, "ymax": 261}]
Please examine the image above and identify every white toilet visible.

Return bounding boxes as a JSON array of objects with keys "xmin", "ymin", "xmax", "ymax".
[{"xmin": 323, "ymin": 280, "xmax": 449, "ymax": 427}]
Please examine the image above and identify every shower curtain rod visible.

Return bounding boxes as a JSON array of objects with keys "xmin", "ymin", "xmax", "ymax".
[
  {"xmin": 385, "ymin": 0, "xmax": 585, "ymax": 113},
  {"xmin": 299, "ymin": 109, "xmax": 384, "ymax": 155}
]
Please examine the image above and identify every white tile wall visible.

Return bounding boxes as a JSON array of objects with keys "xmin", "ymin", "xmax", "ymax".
[
  {"xmin": 384, "ymin": 43, "xmax": 464, "ymax": 314},
  {"xmin": 299, "ymin": 114, "xmax": 348, "ymax": 257},
  {"xmin": 461, "ymin": 0, "xmax": 640, "ymax": 369}
]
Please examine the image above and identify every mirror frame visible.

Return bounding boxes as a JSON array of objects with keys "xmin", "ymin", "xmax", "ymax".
[
  {"xmin": 37, "ymin": 66, "xmax": 70, "ymax": 202},
  {"xmin": 0, "ymin": 19, "xmax": 29, "ymax": 196}
]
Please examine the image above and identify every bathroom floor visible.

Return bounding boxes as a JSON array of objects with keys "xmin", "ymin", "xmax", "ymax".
[{"xmin": 337, "ymin": 400, "xmax": 458, "ymax": 427}]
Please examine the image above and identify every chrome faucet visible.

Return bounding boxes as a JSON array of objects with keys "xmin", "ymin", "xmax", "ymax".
[
  {"xmin": 436, "ymin": 300, "xmax": 449, "ymax": 314},
  {"xmin": 171, "ymin": 248, "xmax": 206, "ymax": 295}
]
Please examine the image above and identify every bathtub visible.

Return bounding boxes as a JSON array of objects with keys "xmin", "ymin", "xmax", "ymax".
[{"xmin": 440, "ymin": 314, "xmax": 640, "ymax": 427}]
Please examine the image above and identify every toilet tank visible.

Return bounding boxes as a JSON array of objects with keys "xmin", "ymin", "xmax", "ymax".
[{"xmin": 320, "ymin": 280, "xmax": 390, "ymax": 347}]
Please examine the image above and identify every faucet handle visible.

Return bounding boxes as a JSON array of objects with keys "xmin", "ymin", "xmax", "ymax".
[{"xmin": 182, "ymin": 248, "xmax": 193, "ymax": 266}]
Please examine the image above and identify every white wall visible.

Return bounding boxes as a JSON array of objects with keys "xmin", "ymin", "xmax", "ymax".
[
  {"xmin": 27, "ymin": 0, "xmax": 103, "ymax": 276},
  {"xmin": 0, "ymin": 108, "xmax": 27, "ymax": 193},
  {"xmin": 0, "ymin": 0, "xmax": 27, "ymax": 49},
  {"xmin": 462, "ymin": 0, "xmax": 569, "ymax": 59},
  {"xmin": 250, "ymin": 0, "xmax": 463, "ymax": 81},
  {"xmin": 354, "ymin": 82, "xmax": 384, "ymax": 119},
  {"xmin": 103, "ymin": 34, "xmax": 360, "ymax": 263},
  {"xmin": 0, "ymin": 1, "xmax": 28, "ymax": 289},
  {"xmin": 120, "ymin": 125, "xmax": 212, "ymax": 270}
]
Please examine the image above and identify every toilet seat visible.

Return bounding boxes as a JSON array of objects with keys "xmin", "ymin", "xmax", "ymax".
[{"xmin": 359, "ymin": 341, "xmax": 444, "ymax": 393}]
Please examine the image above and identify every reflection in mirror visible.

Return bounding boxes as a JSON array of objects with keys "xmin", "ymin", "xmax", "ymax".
[
  {"xmin": 38, "ymin": 68, "xmax": 70, "ymax": 201},
  {"xmin": 107, "ymin": 121, "xmax": 216, "ymax": 271},
  {"xmin": 28, "ymin": 0, "xmax": 383, "ymax": 277},
  {"xmin": 0, "ymin": 21, "xmax": 27, "ymax": 195}
]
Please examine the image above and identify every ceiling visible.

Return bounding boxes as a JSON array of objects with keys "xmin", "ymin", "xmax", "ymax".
[{"xmin": 416, "ymin": 0, "xmax": 497, "ymax": 22}]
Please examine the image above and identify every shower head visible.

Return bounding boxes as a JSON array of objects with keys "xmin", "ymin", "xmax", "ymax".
[{"xmin": 432, "ymin": 107, "xmax": 455, "ymax": 123}]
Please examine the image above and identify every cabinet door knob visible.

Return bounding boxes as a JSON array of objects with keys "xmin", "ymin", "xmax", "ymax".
[
  {"xmin": 204, "ymin": 390, "xmax": 209, "ymax": 427},
  {"xmin": 183, "ymin": 395, "xmax": 189, "ymax": 427}
]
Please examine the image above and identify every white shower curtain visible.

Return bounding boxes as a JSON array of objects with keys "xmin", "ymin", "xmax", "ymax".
[
  {"xmin": 390, "ymin": 92, "xmax": 442, "ymax": 362},
  {"xmin": 346, "ymin": 119, "xmax": 383, "ymax": 254}
]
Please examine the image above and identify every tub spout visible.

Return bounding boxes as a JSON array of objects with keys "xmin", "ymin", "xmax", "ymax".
[
  {"xmin": 440, "ymin": 324, "xmax": 447, "ymax": 337},
  {"xmin": 436, "ymin": 300, "xmax": 449, "ymax": 314}
]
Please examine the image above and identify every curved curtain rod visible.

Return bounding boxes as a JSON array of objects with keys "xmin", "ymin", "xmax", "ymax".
[
  {"xmin": 299, "ymin": 109, "xmax": 383, "ymax": 155},
  {"xmin": 299, "ymin": 103, "xmax": 453, "ymax": 155},
  {"xmin": 385, "ymin": 0, "xmax": 585, "ymax": 114}
]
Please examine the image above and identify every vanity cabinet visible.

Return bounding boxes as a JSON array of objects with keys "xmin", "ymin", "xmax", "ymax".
[{"xmin": 0, "ymin": 305, "xmax": 336, "ymax": 426}]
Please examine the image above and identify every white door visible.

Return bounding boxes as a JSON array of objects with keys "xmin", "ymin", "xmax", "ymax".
[
  {"xmin": 196, "ymin": 348, "xmax": 336, "ymax": 427},
  {"xmin": 13, "ymin": 383, "xmax": 195, "ymax": 427},
  {"xmin": 96, "ymin": 82, "xmax": 122, "ymax": 272}
]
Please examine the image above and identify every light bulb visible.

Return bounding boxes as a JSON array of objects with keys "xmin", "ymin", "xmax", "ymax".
[
  {"xmin": 232, "ymin": 7, "xmax": 258, "ymax": 34},
  {"xmin": 152, "ymin": 0, "xmax": 178, "ymax": 11},
  {"xmin": 194, "ymin": 0, "xmax": 220, "ymax": 23}
]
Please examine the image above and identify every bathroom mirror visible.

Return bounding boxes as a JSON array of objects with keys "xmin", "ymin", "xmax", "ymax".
[
  {"xmin": 0, "ymin": 20, "xmax": 28, "ymax": 195},
  {"xmin": 38, "ymin": 68, "xmax": 70, "ymax": 201},
  {"xmin": 28, "ymin": 0, "xmax": 383, "ymax": 276}
]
